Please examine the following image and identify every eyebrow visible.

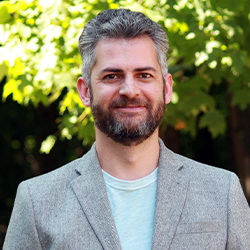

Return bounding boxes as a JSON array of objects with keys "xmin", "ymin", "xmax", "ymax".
[
  {"xmin": 100, "ymin": 68, "xmax": 124, "ymax": 74},
  {"xmin": 100, "ymin": 66, "xmax": 157, "ymax": 74},
  {"xmin": 133, "ymin": 67, "xmax": 157, "ymax": 72}
]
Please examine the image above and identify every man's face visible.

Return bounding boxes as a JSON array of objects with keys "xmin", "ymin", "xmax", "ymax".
[{"xmin": 78, "ymin": 36, "xmax": 172, "ymax": 146}]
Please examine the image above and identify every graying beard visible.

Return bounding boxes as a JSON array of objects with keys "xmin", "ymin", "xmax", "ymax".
[{"xmin": 109, "ymin": 119, "xmax": 150, "ymax": 136}]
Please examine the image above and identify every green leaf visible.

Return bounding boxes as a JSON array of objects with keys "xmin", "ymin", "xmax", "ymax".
[
  {"xmin": 2, "ymin": 79, "xmax": 22, "ymax": 102},
  {"xmin": 0, "ymin": 2, "xmax": 12, "ymax": 24},
  {"xmin": 0, "ymin": 63, "xmax": 8, "ymax": 82},
  {"xmin": 231, "ymin": 88, "xmax": 250, "ymax": 110},
  {"xmin": 33, "ymin": 89, "xmax": 49, "ymax": 106},
  {"xmin": 178, "ymin": 91, "xmax": 215, "ymax": 115},
  {"xmin": 199, "ymin": 110, "xmax": 226, "ymax": 138},
  {"xmin": 40, "ymin": 135, "xmax": 57, "ymax": 154}
]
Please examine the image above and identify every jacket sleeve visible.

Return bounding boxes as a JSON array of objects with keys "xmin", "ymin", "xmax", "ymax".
[
  {"xmin": 3, "ymin": 182, "xmax": 42, "ymax": 250},
  {"xmin": 226, "ymin": 173, "xmax": 250, "ymax": 249}
]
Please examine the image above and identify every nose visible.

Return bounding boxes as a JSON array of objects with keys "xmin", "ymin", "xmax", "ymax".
[{"xmin": 118, "ymin": 75, "xmax": 140, "ymax": 99}]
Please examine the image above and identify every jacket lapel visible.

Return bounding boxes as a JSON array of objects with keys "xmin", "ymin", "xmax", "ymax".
[
  {"xmin": 71, "ymin": 144, "xmax": 122, "ymax": 250},
  {"xmin": 151, "ymin": 141, "xmax": 190, "ymax": 250}
]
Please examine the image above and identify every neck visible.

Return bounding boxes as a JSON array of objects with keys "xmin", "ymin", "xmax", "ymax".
[{"xmin": 95, "ymin": 128, "xmax": 160, "ymax": 180}]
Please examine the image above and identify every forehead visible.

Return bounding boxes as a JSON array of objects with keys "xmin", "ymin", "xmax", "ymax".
[{"xmin": 92, "ymin": 36, "xmax": 160, "ymax": 72}]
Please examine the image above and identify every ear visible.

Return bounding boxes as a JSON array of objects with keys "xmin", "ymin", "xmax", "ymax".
[
  {"xmin": 77, "ymin": 77, "xmax": 91, "ymax": 107},
  {"xmin": 164, "ymin": 73, "xmax": 173, "ymax": 104}
]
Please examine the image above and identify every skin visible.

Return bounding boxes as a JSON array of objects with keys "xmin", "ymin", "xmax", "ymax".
[{"xmin": 77, "ymin": 36, "xmax": 173, "ymax": 180}]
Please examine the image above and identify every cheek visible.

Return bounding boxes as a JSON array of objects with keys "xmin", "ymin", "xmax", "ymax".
[
  {"xmin": 143, "ymin": 86, "xmax": 163, "ymax": 101},
  {"xmin": 92, "ymin": 87, "xmax": 118, "ymax": 106}
]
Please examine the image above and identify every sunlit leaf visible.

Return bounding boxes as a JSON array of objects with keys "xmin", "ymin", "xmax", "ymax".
[
  {"xmin": 0, "ymin": 2, "xmax": 12, "ymax": 24},
  {"xmin": 2, "ymin": 79, "xmax": 21, "ymax": 101},
  {"xmin": 40, "ymin": 135, "xmax": 57, "ymax": 154}
]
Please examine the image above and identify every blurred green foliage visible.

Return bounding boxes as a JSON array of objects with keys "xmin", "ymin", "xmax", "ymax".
[
  {"xmin": 1, "ymin": 0, "xmax": 250, "ymax": 245},
  {"xmin": 1, "ymin": 0, "xmax": 250, "ymax": 152}
]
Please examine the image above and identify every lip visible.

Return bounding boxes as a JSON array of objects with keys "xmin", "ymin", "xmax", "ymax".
[{"xmin": 114, "ymin": 106, "xmax": 146, "ymax": 112}]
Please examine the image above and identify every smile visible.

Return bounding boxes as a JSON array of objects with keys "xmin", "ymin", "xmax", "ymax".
[{"xmin": 114, "ymin": 106, "xmax": 146, "ymax": 113}]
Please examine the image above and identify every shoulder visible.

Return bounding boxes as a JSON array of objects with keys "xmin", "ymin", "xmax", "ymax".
[
  {"xmin": 176, "ymin": 152, "xmax": 234, "ymax": 180},
  {"xmin": 18, "ymin": 146, "xmax": 95, "ymax": 197},
  {"xmin": 177, "ymin": 152, "xmax": 239, "ymax": 193},
  {"xmin": 159, "ymin": 139, "xmax": 238, "ymax": 191}
]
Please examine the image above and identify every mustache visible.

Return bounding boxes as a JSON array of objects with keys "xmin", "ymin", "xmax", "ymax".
[{"xmin": 108, "ymin": 97, "xmax": 150, "ymax": 109}]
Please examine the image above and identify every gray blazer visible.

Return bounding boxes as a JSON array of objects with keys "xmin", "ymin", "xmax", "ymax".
[{"xmin": 4, "ymin": 140, "xmax": 250, "ymax": 249}]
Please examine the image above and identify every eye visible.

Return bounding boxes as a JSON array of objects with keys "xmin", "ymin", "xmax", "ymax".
[
  {"xmin": 102, "ymin": 74, "xmax": 120, "ymax": 83},
  {"xmin": 103, "ymin": 74, "xmax": 118, "ymax": 80},
  {"xmin": 140, "ymin": 73, "xmax": 152, "ymax": 79}
]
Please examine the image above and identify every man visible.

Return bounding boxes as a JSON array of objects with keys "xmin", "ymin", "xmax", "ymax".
[{"xmin": 3, "ymin": 8, "xmax": 250, "ymax": 250}]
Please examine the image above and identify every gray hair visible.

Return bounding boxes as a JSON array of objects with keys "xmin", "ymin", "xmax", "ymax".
[{"xmin": 79, "ymin": 9, "xmax": 169, "ymax": 86}]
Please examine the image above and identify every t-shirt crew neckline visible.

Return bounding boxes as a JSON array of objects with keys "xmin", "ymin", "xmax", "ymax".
[{"xmin": 102, "ymin": 167, "xmax": 158, "ymax": 191}]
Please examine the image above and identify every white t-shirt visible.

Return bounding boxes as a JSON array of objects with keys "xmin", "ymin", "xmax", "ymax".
[{"xmin": 102, "ymin": 168, "xmax": 158, "ymax": 250}]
